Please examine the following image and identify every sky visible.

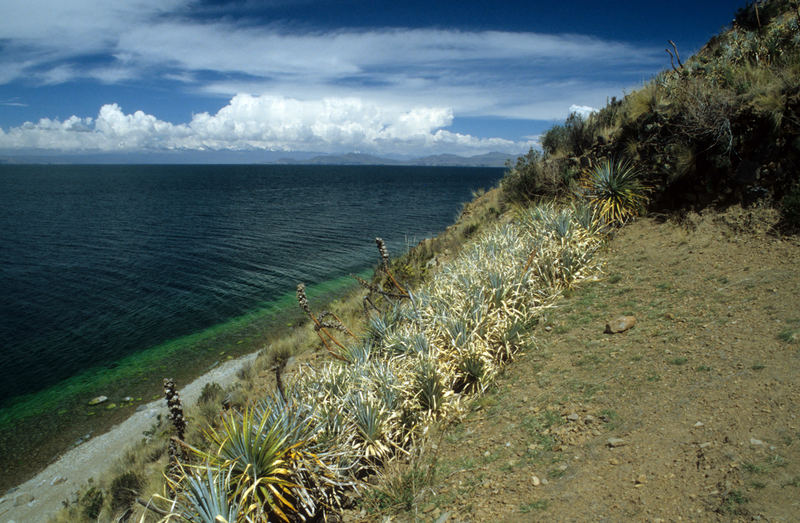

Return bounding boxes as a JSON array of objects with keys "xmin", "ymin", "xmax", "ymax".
[{"xmin": 0, "ymin": 0, "xmax": 744, "ymax": 160}]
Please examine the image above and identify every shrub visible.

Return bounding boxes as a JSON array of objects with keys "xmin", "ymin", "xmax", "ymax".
[
  {"xmin": 564, "ymin": 112, "xmax": 597, "ymax": 156},
  {"xmin": 501, "ymin": 149, "xmax": 568, "ymax": 202},
  {"xmin": 198, "ymin": 382, "xmax": 223, "ymax": 405},
  {"xmin": 541, "ymin": 124, "xmax": 569, "ymax": 156},
  {"xmin": 109, "ymin": 471, "xmax": 143, "ymax": 513},
  {"xmin": 80, "ymin": 487, "xmax": 104, "ymax": 520},
  {"xmin": 501, "ymin": 148, "xmax": 547, "ymax": 202}
]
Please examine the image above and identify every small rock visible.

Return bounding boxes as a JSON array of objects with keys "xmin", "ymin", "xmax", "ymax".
[
  {"xmin": 699, "ymin": 442, "xmax": 712, "ymax": 449},
  {"xmin": 607, "ymin": 437, "xmax": 626, "ymax": 448},
  {"xmin": 87, "ymin": 395, "xmax": 108, "ymax": 406},
  {"xmin": 694, "ymin": 421, "xmax": 704, "ymax": 427},
  {"xmin": 544, "ymin": 325, "xmax": 552, "ymax": 332},
  {"xmin": 50, "ymin": 475, "xmax": 67, "ymax": 486},
  {"xmin": 122, "ymin": 396, "xmax": 134, "ymax": 402},
  {"xmin": 531, "ymin": 475, "xmax": 541, "ymax": 486},
  {"xmin": 566, "ymin": 413, "xmax": 580, "ymax": 422},
  {"xmin": 750, "ymin": 438, "xmax": 765, "ymax": 446},
  {"xmin": 13, "ymin": 493, "xmax": 34, "ymax": 507},
  {"xmin": 604, "ymin": 316, "xmax": 636, "ymax": 334},
  {"xmin": 635, "ymin": 474, "xmax": 647, "ymax": 485},
  {"xmin": 484, "ymin": 450, "xmax": 490, "ymax": 457},
  {"xmin": 609, "ymin": 459, "xmax": 619, "ymax": 465},
  {"xmin": 584, "ymin": 415, "xmax": 596, "ymax": 424},
  {"xmin": 435, "ymin": 512, "xmax": 451, "ymax": 523}
]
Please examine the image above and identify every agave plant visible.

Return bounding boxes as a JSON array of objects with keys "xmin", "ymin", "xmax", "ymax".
[
  {"xmin": 345, "ymin": 391, "xmax": 392, "ymax": 460},
  {"xmin": 167, "ymin": 465, "xmax": 243, "ymax": 523},
  {"xmin": 581, "ymin": 158, "xmax": 649, "ymax": 225},
  {"xmin": 192, "ymin": 406, "xmax": 299, "ymax": 521},
  {"xmin": 413, "ymin": 359, "xmax": 445, "ymax": 413},
  {"xmin": 453, "ymin": 350, "xmax": 487, "ymax": 394}
]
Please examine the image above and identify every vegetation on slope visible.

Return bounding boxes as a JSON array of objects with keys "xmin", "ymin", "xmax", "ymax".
[{"xmin": 503, "ymin": 0, "xmax": 800, "ymax": 226}]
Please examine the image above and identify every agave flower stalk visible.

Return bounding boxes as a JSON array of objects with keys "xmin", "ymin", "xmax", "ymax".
[
  {"xmin": 297, "ymin": 283, "xmax": 348, "ymax": 362},
  {"xmin": 164, "ymin": 377, "xmax": 188, "ymax": 484},
  {"xmin": 317, "ymin": 310, "xmax": 357, "ymax": 339},
  {"xmin": 375, "ymin": 237, "xmax": 409, "ymax": 297}
]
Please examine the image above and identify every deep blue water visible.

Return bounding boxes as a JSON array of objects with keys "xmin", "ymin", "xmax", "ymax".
[{"xmin": 0, "ymin": 164, "xmax": 502, "ymax": 406}]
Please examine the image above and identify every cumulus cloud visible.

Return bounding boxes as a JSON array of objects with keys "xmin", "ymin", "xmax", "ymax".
[
  {"xmin": 0, "ymin": 95, "xmax": 533, "ymax": 155},
  {"xmin": 569, "ymin": 105, "xmax": 598, "ymax": 119}
]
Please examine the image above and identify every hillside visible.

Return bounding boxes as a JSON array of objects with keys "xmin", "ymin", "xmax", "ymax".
[
  {"xmin": 502, "ymin": 0, "xmax": 800, "ymax": 226},
  {"xmin": 381, "ymin": 208, "xmax": 800, "ymax": 521}
]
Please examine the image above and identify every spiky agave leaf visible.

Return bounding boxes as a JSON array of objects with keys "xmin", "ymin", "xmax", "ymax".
[
  {"xmin": 168, "ymin": 464, "xmax": 243, "ymax": 523},
  {"xmin": 194, "ymin": 406, "xmax": 298, "ymax": 521},
  {"xmin": 453, "ymin": 350, "xmax": 488, "ymax": 394},
  {"xmin": 345, "ymin": 391, "xmax": 392, "ymax": 461},
  {"xmin": 339, "ymin": 340, "xmax": 373, "ymax": 365},
  {"xmin": 413, "ymin": 359, "xmax": 445, "ymax": 413}
]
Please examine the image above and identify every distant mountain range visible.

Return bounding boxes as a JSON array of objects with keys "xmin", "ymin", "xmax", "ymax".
[
  {"xmin": 0, "ymin": 150, "xmax": 516, "ymax": 167},
  {"xmin": 285, "ymin": 151, "xmax": 514, "ymax": 167}
]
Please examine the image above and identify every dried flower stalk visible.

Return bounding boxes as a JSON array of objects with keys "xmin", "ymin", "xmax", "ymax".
[
  {"xmin": 297, "ymin": 283, "xmax": 348, "ymax": 361},
  {"xmin": 375, "ymin": 237, "xmax": 409, "ymax": 297}
]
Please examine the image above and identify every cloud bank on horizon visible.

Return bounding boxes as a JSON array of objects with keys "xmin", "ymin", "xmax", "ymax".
[
  {"xmin": 0, "ymin": 96, "xmax": 529, "ymax": 155},
  {"xmin": 0, "ymin": 0, "xmax": 724, "ymax": 156}
]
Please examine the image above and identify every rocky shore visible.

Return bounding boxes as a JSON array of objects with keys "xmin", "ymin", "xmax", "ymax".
[{"xmin": 0, "ymin": 352, "xmax": 258, "ymax": 522}]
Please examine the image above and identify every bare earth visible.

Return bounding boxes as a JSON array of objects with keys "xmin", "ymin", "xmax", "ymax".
[
  {"xmin": 388, "ymin": 211, "xmax": 800, "ymax": 521},
  {"xmin": 0, "ymin": 352, "xmax": 257, "ymax": 523}
]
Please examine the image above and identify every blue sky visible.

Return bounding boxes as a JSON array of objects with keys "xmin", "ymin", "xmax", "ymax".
[{"xmin": 0, "ymin": 0, "xmax": 742, "ymax": 158}]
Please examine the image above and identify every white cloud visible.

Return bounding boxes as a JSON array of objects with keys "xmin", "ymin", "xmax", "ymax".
[
  {"xmin": 569, "ymin": 104, "xmax": 598, "ymax": 118},
  {"xmin": 0, "ymin": 1, "xmax": 662, "ymax": 121},
  {"xmin": 0, "ymin": 95, "xmax": 534, "ymax": 155}
]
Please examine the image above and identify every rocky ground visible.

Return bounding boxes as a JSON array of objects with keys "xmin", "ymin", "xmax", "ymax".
[{"xmin": 355, "ymin": 208, "xmax": 800, "ymax": 522}]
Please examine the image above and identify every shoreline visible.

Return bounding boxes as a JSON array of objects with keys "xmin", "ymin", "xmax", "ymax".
[
  {"xmin": 0, "ymin": 270, "xmax": 369, "ymax": 495},
  {"xmin": 0, "ymin": 350, "xmax": 259, "ymax": 522}
]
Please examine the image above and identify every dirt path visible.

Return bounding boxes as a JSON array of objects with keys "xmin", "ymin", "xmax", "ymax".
[{"xmin": 392, "ymin": 212, "xmax": 800, "ymax": 521}]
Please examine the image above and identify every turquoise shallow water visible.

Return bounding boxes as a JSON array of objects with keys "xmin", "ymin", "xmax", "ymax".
[{"xmin": 0, "ymin": 163, "xmax": 503, "ymax": 489}]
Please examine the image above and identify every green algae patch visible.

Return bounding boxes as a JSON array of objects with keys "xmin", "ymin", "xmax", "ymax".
[{"xmin": 0, "ymin": 270, "xmax": 368, "ymax": 430}]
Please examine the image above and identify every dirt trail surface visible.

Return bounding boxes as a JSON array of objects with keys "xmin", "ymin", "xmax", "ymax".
[
  {"xmin": 388, "ymin": 213, "xmax": 800, "ymax": 521},
  {"xmin": 0, "ymin": 353, "xmax": 257, "ymax": 523}
]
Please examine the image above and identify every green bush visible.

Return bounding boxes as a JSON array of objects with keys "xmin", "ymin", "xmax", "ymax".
[
  {"xmin": 80, "ymin": 487, "xmax": 104, "ymax": 520},
  {"xmin": 501, "ymin": 148, "xmax": 546, "ymax": 202},
  {"xmin": 109, "ymin": 471, "xmax": 142, "ymax": 513},
  {"xmin": 198, "ymin": 381, "xmax": 223, "ymax": 405},
  {"xmin": 541, "ymin": 124, "xmax": 569, "ymax": 156},
  {"xmin": 501, "ymin": 148, "xmax": 569, "ymax": 202}
]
